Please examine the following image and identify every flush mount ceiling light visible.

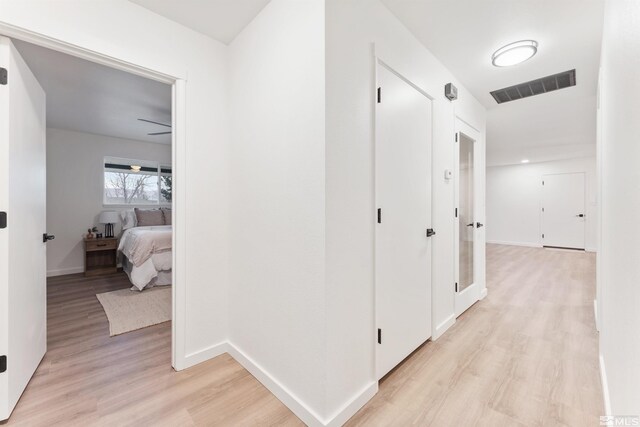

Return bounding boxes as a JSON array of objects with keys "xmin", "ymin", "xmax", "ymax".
[
  {"xmin": 130, "ymin": 165, "xmax": 141, "ymax": 172},
  {"xmin": 521, "ymin": 159, "xmax": 530, "ymax": 164},
  {"xmin": 492, "ymin": 40, "xmax": 538, "ymax": 67}
]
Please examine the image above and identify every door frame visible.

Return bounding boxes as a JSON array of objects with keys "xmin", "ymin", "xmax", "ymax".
[
  {"xmin": 373, "ymin": 56, "xmax": 435, "ymax": 379},
  {"xmin": 454, "ymin": 118, "xmax": 484, "ymax": 317},
  {"xmin": 0, "ymin": 23, "xmax": 187, "ymax": 370}
]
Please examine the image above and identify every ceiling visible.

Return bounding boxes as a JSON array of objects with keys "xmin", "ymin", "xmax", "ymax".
[
  {"xmin": 129, "ymin": 0, "xmax": 271, "ymax": 45},
  {"xmin": 15, "ymin": 40, "xmax": 172, "ymax": 144},
  {"xmin": 381, "ymin": 0, "xmax": 605, "ymax": 166}
]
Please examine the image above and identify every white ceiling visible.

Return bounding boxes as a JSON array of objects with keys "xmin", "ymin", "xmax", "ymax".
[
  {"xmin": 15, "ymin": 40, "xmax": 172, "ymax": 144},
  {"xmin": 128, "ymin": 0, "xmax": 271, "ymax": 45},
  {"xmin": 381, "ymin": 0, "xmax": 604, "ymax": 165}
]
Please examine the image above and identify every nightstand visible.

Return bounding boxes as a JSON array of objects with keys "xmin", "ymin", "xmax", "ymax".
[{"xmin": 84, "ymin": 237, "xmax": 118, "ymax": 276}]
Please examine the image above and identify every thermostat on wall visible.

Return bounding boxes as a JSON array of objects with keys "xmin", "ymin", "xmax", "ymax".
[{"xmin": 445, "ymin": 83, "xmax": 458, "ymax": 101}]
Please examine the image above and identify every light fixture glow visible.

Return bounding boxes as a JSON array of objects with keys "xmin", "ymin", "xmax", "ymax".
[
  {"xmin": 492, "ymin": 40, "xmax": 538, "ymax": 67},
  {"xmin": 521, "ymin": 159, "xmax": 530, "ymax": 164},
  {"xmin": 130, "ymin": 165, "xmax": 141, "ymax": 172}
]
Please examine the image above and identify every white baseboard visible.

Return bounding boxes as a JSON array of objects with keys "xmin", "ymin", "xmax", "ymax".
[
  {"xmin": 594, "ymin": 299, "xmax": 600, "ymax": 332},
  {"xmin": 486, "ymin": 240, "xmax": 541, "ymax": 248},
  {"xmin": 227, "ymin": 342, "xmax": 376, "ymax": 426},
  {"xmin": 179, "ymin": 341, "xmax": 229, "ymax": 371},
  {"xmin": 433, "ymin": 314, "xmax": 455, "ymax": 341},
  {"xmin": 586, "ymin": 247, "xmax": 597, "ymax": 253},
  {"xmin": 480, "ymin": 288, "xmax": 488, "ymax": 300},
  {"xmin": 227, "ymin": 343, "xmax": 326, "ymax": 426},
  {"xmin": 47, "ymin": 266, "xmax": 84, "ymax": 277},
  {"xmin": 599, "ymin": 353, "xmax": 611, "ymax": 416}
]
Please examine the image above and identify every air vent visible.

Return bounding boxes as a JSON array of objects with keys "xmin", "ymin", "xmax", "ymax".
[{"xmin": 490, "ymin": 69, "xmax": 576, "ymax": 104}]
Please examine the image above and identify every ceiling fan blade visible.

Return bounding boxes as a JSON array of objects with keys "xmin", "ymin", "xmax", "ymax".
[
  {"xmin": 138, "ymin": 118, "xmax": 172, "ymax": 128},
  {"xmin": 148, "ymin": 131, "xmax": 172, "ymax": 135}
]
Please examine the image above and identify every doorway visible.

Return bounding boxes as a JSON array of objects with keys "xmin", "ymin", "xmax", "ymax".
[
  {"xmin": 542, "ymin": 172, "xmax": 586, "ymax": 250},
  {"xmin": 375, "ymin": 61, "xmax": 433, "ymax": 380},
  {"xmin": 454, "ymin": 120, "xmax": 483, "ymax": 317},
  {"xmin": 0, "ymin": 35, "xmax": 182, "ymax": 421}
]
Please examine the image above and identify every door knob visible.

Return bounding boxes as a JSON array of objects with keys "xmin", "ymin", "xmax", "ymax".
[
  {"xmin": 426, "ymin": 228, "xmax": 436, "ymax": 237},
  {"xmin": 576, "ymin": 214, "xmax": 585, "ymax": 218},
  {"xmin": 466, "ymin": 223, "xmax": 474, "ymax": 227},
  {"xmin": 43, "ymin": 233, "xmax": 55, "ymax": 243},
  {"xmin": 476, "ymin": 222, "xmax": 484, "ymax": 228}
]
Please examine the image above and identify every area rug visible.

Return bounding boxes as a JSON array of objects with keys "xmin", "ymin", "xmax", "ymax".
[{"xmin": 96, "ymin": 286, "xmax": 171, "ymax": 336}]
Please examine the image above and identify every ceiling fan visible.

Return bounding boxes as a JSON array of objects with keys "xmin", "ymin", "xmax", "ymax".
[{"xmin": 138, "ymin": 118, "xmax": 172, "ymax": 136}]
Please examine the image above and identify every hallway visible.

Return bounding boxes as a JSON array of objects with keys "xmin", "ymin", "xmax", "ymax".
[{"xmin": 348, "ymin": 244, "xmax": 602, "ymax": 426}]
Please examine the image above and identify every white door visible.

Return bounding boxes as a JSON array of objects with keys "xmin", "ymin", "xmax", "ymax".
[
  {"xmin": 375, "ymin": 63, "xmax": 432, "ymax": 380},
  {"xmin": 0, "ymin": 37, "xmax": 47, "ymax": 421},
  {"xmin": 542, "ymin": 173, "xmax": 586, "ymax": 249},
  {"xmin": 454, "ymin": 121, "xmax": 483, "ymax": 317}
]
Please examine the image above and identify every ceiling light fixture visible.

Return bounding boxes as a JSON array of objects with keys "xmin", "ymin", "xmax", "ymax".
[
  {"xmin": 492, "ymin": 40, "xmax": 538, "ymax": 67},
  {"xmin": 130, "ymin": 165, "xmax": 141, "ymax": 172},
  {"xmin": 521, "ymin": 159, "xmax": 530, "ymax": 164}
]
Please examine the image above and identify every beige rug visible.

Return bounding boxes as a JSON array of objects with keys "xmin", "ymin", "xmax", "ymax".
[{"xmin": 96, "ymin": 286, "xmax": 171, "ymax": 336}]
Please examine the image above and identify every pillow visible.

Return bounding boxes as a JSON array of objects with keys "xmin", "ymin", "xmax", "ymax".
[
  {"xmin": 134, "ymin": 208, "xmax": 164, "ymax": 227},
  {"xmin": 161, "ymin": 208, "xmax": 172, "ymax": 225},
  {"xmin": 120, "ymin": 209, "xmax": 137, "ymax": 230}
]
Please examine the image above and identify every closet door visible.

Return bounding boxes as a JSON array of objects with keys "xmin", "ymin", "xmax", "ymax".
[{"xmin": 375, "ymin": 63, "xmax": 433, "ymax": 380}]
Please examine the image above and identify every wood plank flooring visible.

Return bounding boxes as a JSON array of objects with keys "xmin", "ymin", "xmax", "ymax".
[{"xmin": 4, "ymin": 244, "xmax": 602, "ymax": 426}]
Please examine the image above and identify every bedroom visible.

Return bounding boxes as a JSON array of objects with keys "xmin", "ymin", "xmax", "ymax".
[{"xmin": 15, "ymin": 39, "xmax": 176, "ymax": 341}]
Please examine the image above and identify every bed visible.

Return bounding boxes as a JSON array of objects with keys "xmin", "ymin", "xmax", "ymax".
[{"xmin": 118, "ymin": 225, "xmax": 172, "ymax": 291}]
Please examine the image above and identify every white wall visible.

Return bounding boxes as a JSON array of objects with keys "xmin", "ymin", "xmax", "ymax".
[
  {"xmin": 325, "ymin": 0, "xmax": 486, "ymax": 422},
  {"xmin": 486, "ymin": 157, "xmax": 597, "ymax": 251},
  {"xmin": 0, "ymin": 0, "xmax": 230, "ymax": 368},
  {"xmin": 598, "ymin": 0, "xmax": 640, "ymax": 416},
  {"xmin": 46, "ymin": 128, "xmax": 171, "ymax": 276},
  {"xmin": 228, "ymin": 0, "xmax": 327, "ymax": 423}
]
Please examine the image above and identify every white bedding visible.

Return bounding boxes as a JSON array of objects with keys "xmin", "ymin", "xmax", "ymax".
[{"xmin": 119, "ymin": 225, "xmax": 172, "ymax": 291}]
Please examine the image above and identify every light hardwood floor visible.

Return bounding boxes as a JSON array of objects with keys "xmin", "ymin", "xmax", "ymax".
[{"xmin": 5, "ymin": 244, "xmax": 602, "ymax": 426}]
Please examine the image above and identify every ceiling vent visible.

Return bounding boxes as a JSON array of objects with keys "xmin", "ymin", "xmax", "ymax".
[{"xmin": 490, "ymin": 69, "xmax": 576, "ymax": 104}]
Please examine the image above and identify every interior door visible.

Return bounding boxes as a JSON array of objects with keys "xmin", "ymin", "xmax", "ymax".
[
  {"xmin": 542, "ymin": 173, "xmax": 586, "ymax": 249},
  {"xmin": 454, "ymin": 122, "xmax": 482, "ymax": 317},
  {"xmin": 375, "ymin": 63, "xmax": 432, "ymax": 380},
  {"xmin": 0, "ymin": 37, "xmax": 47, "ymax": 421}
]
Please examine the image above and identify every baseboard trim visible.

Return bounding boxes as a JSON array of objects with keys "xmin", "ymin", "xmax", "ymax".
[
  {"xmin": 47, "ymin": 266, "xmax": 84, "ymax": 277},
  {"xmin": 324, "ymin": 381, "xmax": 378, "ymax": 427},
  {"xmin": 599, "ymin": 353, "xmax": 611, "ymax": 416},
  {"xmin": 228, "ymin": 343, "xmax": 326, "ymax": 426},
  {"xmin": 433, "ymin": 314, "xmax": 455, "ymax": 340},
  {"xmin": 480, "ymin": 288, "xmax": 488, "ymax": 300},
  {"xmin": 586, "ymin": 247, "xmax": 597, "ymax": 253},
  {"xmin": 486, "ymin": 240, "xmax": 541, "ymax": 248},
  {"xmin": 594, "ymin": 299, "xmax": 599, "ymax": 332},
  {"xmin": 179, "ymin": 341, "xmax": 229, "ymax": 371}
]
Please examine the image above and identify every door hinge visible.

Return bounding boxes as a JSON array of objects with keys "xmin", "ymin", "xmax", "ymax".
[
  {"xmin": 542, "ymin": 234, "xmax": 545, "ymax": 239},
  {"xmin": 542, "ymin": 180, "xmax": 545, "ymax": 185},
  {"xmin": 455, "ymin": 208, "xmax": 458, "ymax": 218},
  {"xmin": 455, "ymin": 133, "xmax": 458, "ymax": 142},
  {"xmin": 377, "ymin": 208, "xmax": 382, "ymax": 224},
  {"xmin": 0, "ymin": 355, "xmax": 6, "ymax": 373},
  {"xmin": 455, "ymin": 282, "xmax": 458, "ymax": 292},
  {"xmin": 377, "ymin": 87, "xmax": 381, "ymax": 103},
  {"xmin": 0, "ymin": 67, "xmax": 6, "ymax": 85},
  {"xmin": 377, "ymin": 328, "xmax": 382, "ymax": 344},
  {"xmin": 542, "ymin": 207, "xmax": 545, "ymax": 212},
  {"xmin": 0, "ymin": 211, "xmax": 6, "ymax": 229}
]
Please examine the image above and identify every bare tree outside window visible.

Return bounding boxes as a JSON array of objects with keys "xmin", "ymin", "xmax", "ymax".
[{"xmin": 104, "ymin": 172, "xmax": 158, "ymax": 204}]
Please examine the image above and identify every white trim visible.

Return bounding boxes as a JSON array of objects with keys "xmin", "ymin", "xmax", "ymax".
[
  {"xmin": 599, "ymin": 354, "xmax": 611, "ymax": 416},
  {"xmin": 594, "ymin": 299, "xmax": 600, "ymax": 332},
  {"xmin": 228, "ymin": 343, "xmax": 326, "ymax": 427},
  {"xmin": 180, "ymin": 341, "xmax": 229, "ymax": 370},
  {"xmin": 586, "ymin": 247, "xmax": 597, "ymax": 253},
  {"xmin": 433, "ymin": 314, "xmax": 455, "ymax": 341},
  {"xmin": 486, "ymin": 240, "xmax": 542, "ymax": 248},
  {"xmin": 324, "ymin": 382, "xmax": 378, "ymax": 427},
  {"xmin": 480, "ymin": 288, "xmax": 488, "ymax": 300},
  {"xmin": 46, "ymin": 267, "xmax": 84, "ymax": 277}
]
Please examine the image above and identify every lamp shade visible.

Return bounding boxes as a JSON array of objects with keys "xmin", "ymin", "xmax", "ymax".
[{"xmin": 98, "ymin": 211, "xmax": 120, "ymax": 224}]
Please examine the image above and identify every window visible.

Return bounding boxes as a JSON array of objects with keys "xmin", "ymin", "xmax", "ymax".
[{"xmin": 103, "ymin": 157, "xmax": 172, "ymax": 205}]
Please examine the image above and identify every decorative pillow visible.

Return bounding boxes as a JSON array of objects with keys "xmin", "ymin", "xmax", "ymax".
[
  {"xmin": 161, "ymin": 208, "xmax": 172, "ymax": 225},
  {"xmin": 120, "ymin": 209, "xmax": 137, "ymax": 230},
  {"xmin": 134, "ymin": 208, "xmax": 164, "ymax": 227}
]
